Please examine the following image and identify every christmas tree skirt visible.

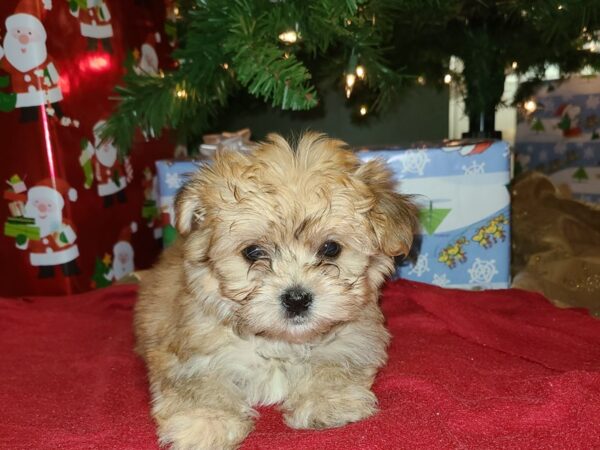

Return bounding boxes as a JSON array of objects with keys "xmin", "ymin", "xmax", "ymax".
[{"xmin": 1, "ymin": 281, "xmax": 599, "ymax": 449}]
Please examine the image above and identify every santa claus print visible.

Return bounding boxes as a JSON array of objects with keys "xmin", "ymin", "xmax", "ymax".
[
  {"xmin": 8, "ymin": 178, "xmax": 80, "ymax": 278},
  {"xmin": 111, "ymin": 222, "xmax": 136, "ymax": 280},
  {"xmin": 68, "ymin": 0, "xmax": 113, "ymax": 53},
  {"xmin": 80, "ymin": 120, "xmax": 133, "ymax": 207},
  {"xmin": 133, "ymin": 32, "xmax": 161, "ymax": 76},
  {"xmin": 89, "ymin": 222, "xmax": 136, "ymax": 288},
  {"xmin": 0, "ymin": 0, "xmax": 64, "ymax": 123},
  {"xmin": 555, "ymin": 103, "xmax": 582, "ymax": 138}
]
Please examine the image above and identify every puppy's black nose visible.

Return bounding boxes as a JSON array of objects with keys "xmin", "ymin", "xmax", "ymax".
[{"xmin": 281, "ymin": 287, "xmax": 313, "ymax": 316}]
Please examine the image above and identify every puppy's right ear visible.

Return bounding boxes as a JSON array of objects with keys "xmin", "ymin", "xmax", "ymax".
[{"xmin": 174, "ymin": 177, "xmax": 206, "ymax": 236}]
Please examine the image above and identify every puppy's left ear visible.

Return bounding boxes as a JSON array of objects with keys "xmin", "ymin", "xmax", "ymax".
[
  {"xmin": 355, "ymin": 159, "xmax": 419, "ymax": 257},
  {"xmin": 174, "ymin": 176, "xmax": 206, "ymax": 236}
]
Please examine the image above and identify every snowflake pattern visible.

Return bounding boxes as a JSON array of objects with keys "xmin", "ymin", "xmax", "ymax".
[
  {"xmin": 408, "ymin": 253, "xmax": 430, "ymax": 277},
  {"xmin": 166, "ymin": 172, "xmax": 181, "ymax": 190},
  {"xmin": 462, "ymin": 161, "xmax": 486, "ymax": 175},
  {"xmin": 554, "ymin": 142, "xmax": 567, "ymax": 155},
  {"xmin": 468, "ymin": 258, "xmax": 499, "ymax": 285},
  {"xmin": 389, "ymin": 151, "xmax": 431, "ymax": 176},
  {"xmin": 586, "ymin": 95, "xmax": 600, "ymax": 110},
  {"xmin": 431, "ymin": 273, "xmax": 450, "ymax": 287},
  {"xmin": 584, "ymin": 147, "xmax": 595, "ymax": 160},
  {"xmin": 543, "ymin": 97, "xmax": 555, "ymax": 112}
]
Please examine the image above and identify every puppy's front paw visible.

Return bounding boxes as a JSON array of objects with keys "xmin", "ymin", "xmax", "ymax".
[
  {"xmin": 284, "ymin": 386, "xmax": 377, "ymax": 430},
  {"xmin": 157, "ymin": 408, "xmax": 253, "ymax": 450}
]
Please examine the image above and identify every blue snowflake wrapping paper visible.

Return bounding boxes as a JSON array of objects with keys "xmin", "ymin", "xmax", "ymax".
[
  {"xmin": 358, "ymin": 141, "xmax": 512, "ymax": 289},
  {"xmin": 155, "ymin": 160, "xmax": 205, "ymax": 246},
  {"xmin": 514, "ymin": 76, "xmax": 600, "ymax": 204}
]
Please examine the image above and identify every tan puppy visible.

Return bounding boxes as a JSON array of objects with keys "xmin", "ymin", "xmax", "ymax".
[{"xmin": 134, "ymin": 133, "xmax": 418, "ymax": 449}]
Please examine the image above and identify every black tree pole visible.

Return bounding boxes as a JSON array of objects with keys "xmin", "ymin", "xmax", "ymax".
[{"xmin": 461, "ymin": 26, "xmax": 505, "ymax": 139}]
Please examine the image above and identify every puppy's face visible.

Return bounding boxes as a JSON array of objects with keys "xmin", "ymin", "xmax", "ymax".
[{"xmin": 176, "ymin": 134, "xmax": 417, "ymax": 343}]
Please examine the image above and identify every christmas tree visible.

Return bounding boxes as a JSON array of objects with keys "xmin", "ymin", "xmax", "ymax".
[
  {"xmin": 103, "ymin": 0, "xmax": 600, "ymax": 153},
  {"xmin": 573, "ymin": 166, "xmax": 589, "ymax": 182},
  {"xmin": 531, "ymin": 117, "xmax": 545, "ymax": 133},
  {"xmin": 91, "ymin": 254, "xmax": 113, "ymax": 289}
]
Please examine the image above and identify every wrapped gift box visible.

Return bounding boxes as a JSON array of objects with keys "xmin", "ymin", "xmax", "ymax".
[
  {"xmin": 4, "ymin": 217, "xmax": 40, "ymax": 241},
  {"xmin": 515, "ymin": 76, "xmax": 600, "ymax": 203},
  {"xmin": 358, "ymin": 140, "xmax": 512, "ymax": 289},
  {"xmin": 0, "ymin": 1, "xmax": 175, "ymax": 296},
  {"xmin": 155, "ymin": 160, "xmax": 205, "ymax": 246}
]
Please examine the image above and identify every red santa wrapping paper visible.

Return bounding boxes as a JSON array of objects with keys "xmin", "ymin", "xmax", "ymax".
[{"xmin": 0, "ymin": 0, "xmax": 176, "ymax": 296}]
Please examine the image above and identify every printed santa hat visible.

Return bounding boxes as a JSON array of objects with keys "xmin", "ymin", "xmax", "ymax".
[
  {"xmin": 138, "ymin": 32, "xmax": 161, "ymax": 74},
  {"xmin": 28, "ymin": 178, "xmax": 77, "ymax": 210},
  {"xmin": 144, "ymin": 32, "xmax": 161, "ymax": 46},
  {"xmin": 92, "ymin": 120, "xmax": 107, "ymax": 145},
  {"xmin": 117, "ymin": 221, "xmax": 138, "ymax": 244},
  {"xmin": 6, "ymin": 0, "xmax": 49, "ymax": 40}
]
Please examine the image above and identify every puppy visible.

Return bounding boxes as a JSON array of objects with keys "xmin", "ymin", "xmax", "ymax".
[{"xmin": 134, "ymin": 133, "xmax": 418, "ymax": 450}]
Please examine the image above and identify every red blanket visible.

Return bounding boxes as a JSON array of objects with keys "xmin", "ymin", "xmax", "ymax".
[{"xmin": 1, "ymin": 280, "xmax": 599, "ymax": 449}]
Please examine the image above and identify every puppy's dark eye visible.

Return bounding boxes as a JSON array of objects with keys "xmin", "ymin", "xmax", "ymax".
[
  {"xmin": 242, "ymin": 245, "xmax": 268, "ymax": 262},
  {"xmin": 318, "ymin": 240, "xmax": 341, "ymax": 259}
]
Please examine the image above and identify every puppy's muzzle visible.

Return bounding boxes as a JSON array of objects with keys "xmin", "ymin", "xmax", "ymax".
[{"xmin": 281, "ymin": 286, "xmax": 313, "ymax": 317}]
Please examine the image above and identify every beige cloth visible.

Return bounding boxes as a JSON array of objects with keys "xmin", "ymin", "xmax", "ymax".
[{"xmin": 511, "ymin": 172, "xmax": 600, "ymax": 317}]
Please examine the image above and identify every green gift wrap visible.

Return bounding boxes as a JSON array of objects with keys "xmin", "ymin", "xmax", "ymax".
[
  {"xmin": 4, "ymin": 217, "xmax": 41, "ymax": 242},
  {"xmin": 142, "ymin": 200, "xmax": 158, "ymax": 220}
]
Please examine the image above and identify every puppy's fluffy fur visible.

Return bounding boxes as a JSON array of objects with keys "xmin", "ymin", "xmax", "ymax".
[{"xmin": 135, "ymin": 133, "xmax": 418, "ymax": 449}]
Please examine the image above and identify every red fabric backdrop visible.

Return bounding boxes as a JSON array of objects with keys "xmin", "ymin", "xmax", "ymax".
[
  {"xmin": 1, "ymin": 0, "xmax": 174, "ymax": 297},
  {"xmin": 1, "ymin": 280, "xmax": 599, "ymax": 449}
]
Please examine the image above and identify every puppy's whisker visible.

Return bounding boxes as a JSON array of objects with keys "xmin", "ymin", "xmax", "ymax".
[{"xmin": 316, "ymin": 261, "xmax": 341, "ymax": 278}]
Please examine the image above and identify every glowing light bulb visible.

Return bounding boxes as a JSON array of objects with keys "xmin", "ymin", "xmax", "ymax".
[
  {"xmin": 359, "ymin": 105, "xmax": 367, "ymax": 116},
  {"xmin": 417, "ymin": 76, "xmax": 425, "ymax": 85},
  {"xmin": 278, "ymin": 30, "xmax": 298, "ymax": 44},
  {"xmin": 355, "ymin": 65, "xmax": 365, "ymax": 79},
  {"xmin": 524, "ymin": 99, "xmax": 537, "ymax": 113},
  {"xmin": 176, "ymin": 89, "xmax": 187, "ymax": 99},
  {"xmin": 346, "ymin": 73, "xmax": 356, "ymax": 88},
  {"xmin": 512, "ymin": 61, "xmax": 518, "ymax": 69},
  {"xmin": 345, "ymin": 86, "xmax": 352, "ymax": 99},
  {"xmin": 443, "ymin": 74, "xmax": 452, "ymax": 84},
  {"xmin": 222, "ymin": 63, "xmax": 229, "ymax": 70}
]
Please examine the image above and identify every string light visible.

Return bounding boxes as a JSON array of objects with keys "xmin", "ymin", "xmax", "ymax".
[
  {"xmin": 278, "ymin": 30, "xmax": 298, "ymax": 44},
  {"xmin": 359, "ymin": 105, "xmax": 368, "ymax": 116},
  {"xmin": 524, "ymin": 99, "xmax": 537, "ymax": 113},
  {"xmin": 176, "ymin": 89, "xmax": 187, "ymax": 99},
  {"xmin": 417, "ymin": 76, "xmax": 425, "ymax": 85},
  {"xmin": 557, "ymin": 4, "xmax": 564, "ymax": 10},
  {"xmin": 345, "ymin": 86, "xmax": 352, "ymax": 98},
  {"xmin": 511, "ymin": 61, "xmax": 518, "ymax": 69},
  {"xmin": 355, "ymin": 65, "xmax": 365, "ymax": 79},
  {"xmin": 221, "ymin": 63, "xmax": 229, "ymax": 69},
  {"xmin": 443, "ymin": 74, "xmax": 452, "ymax": 84},
  {"xmin": 346, "ymin": 73, "xmax": 356, "ymax": 88},
  {"xmin": 583, "ymin": 38, "xmax": 599, "ymax": 53}
]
